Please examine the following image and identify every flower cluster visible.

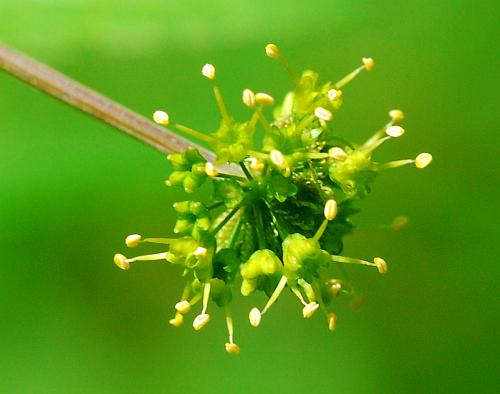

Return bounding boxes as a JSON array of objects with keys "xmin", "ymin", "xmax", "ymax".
[{"xmin": 114, "ymin": 44, "xmax": 432, "ymax": 355}]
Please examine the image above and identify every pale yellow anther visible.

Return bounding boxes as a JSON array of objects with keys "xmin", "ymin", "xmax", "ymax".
[
  {"xmin": 386, "ymin": 125, "xmax": 405, "ymax": 138},
  {"xmin": 314, "ymin": 107, "xmax": 333, "ymax": 121},
  {"xmin": 169, "ymin": 312, "xmax": 184, "ymax": 327},
  {"xmin": 270, "ymin": 149, "xmax": 286, "ymax": 168},
  {"xmin": 324, "ymin": 199, "xmax": 338, "ymax": 221},
  {"xmin": 201, "ymin": 63, "xmax": 216, "ymax": 80},
  {"xmin": 249, "ymin": 157, "xmax": 265, "ymax": 172},
  {"xmin": 302, "ymin": 302, "xmax": 320, "ymax": 319},
  {"xmin": 328, "ymin": 147, "xmax": 348, "ymax": 161},
  {"xmin": 249, "ymin": 307, "xmax": 262, "ymax": 327},
  {"xmin": 205, "ymin": 162, "xmax": 218, "ymax": 177},
  {"xmin": 193, "ymin": 313, "xmax": 210, "ymax": 330},
  {"xmin": 255, "ymin": 92, "xmax": 275, "ymax": 106},
  {"xmin": 327, "ymin": 89, "xmax": 342, "ymax": 101},
  {"xmin": 153, "ymin": 110, "xmax": 169, "ymax": 126},
  {"xmin": 265, "ymin": 43, "xmax": 281, "ymax": 60},
  {"xmin": 374, "ymin": 257, "xmax": 388, "ymax": 274},
  {"xmin": 225, "ymin": 343, "xmax": 241, "ymax": 355},
  {"xmin": 389, "ymin": 109, "xmax": 405, "ymax": 122},
  {"xmin": 328, "ymin": 280, "xmax": 342, "ymax": 297},
  {"xmin": 242, "ymin": 88, "xmax": 256, "ymax": 108},
  {"xmin": 391, "ymin": 216, "xmax": 409, "ymax": 230},
  {"xmin": 327, "ymin": 312, "xmax": 337, "ymax": 331},
  {"xmin": 125, "ymin": 234, "xmax": 142, "ymax": 248},
  {"xmin": 362, "ymin": 57, "xmax": 375, "ymax": 71},
  {"xmin": 114, "ymin": 254, "xmax": 130, "ymax": 270},
  {"xmin": 415, "ymin": 153, "xmax": 433, "ymax": 169},
  {"xmin": 193, "ymin": 246, "xmax": 208, "ymax": 258},
  {"xmin": 175, "ymin": 300, "xmax": 191, "ymax": 315}
]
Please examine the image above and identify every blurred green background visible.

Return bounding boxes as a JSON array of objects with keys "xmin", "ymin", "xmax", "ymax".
[{"xmin": 1, "ymin": 1, "xmax": 498, "ymax": 393}]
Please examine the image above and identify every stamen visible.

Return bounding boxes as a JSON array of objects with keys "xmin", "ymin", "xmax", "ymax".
[
  {"xmin": 328, "ymin": 147, "xmax": 348, "ymax": 161},
  {"xmin": 261, "ymin": 275, "xmax": 288, "ymax": 315},
  {"xmin": 224, "ymin": 306, "xmax": 240, "ymax": 355},
  {"xmin": 249, "ymin": 307, "xmax": 262, "ymax": 327},
  {"xmin": 125, "ymin": 234, "xmax": 142, "ymax": 248},
  {"xmin": 380, "ymin": 159, "xmax": 414, "ymax": 169},
  {"xmin": 153, "ymin": 110, "xmax": 169, "ymax": 125},
  {"xmin": 331, "ymin": 254, "xmax": 388, "ymax": 274},
  {"xmin": 291, "ymin": 286, "xmax": 308, "ymax": 306},
  {"xmin": 114, "ymin": 252, "xmax": 168, "ymax": 270},
  {"xmin": 242, "ymin": 88, "xmax": 256, "ymax": 108},
  {"xmin": 114, "ymin": 254, "xmax": 129, "ymax": 270},
  {"xmin": 193, "ymin": 282, "xmax": 211, "ymax": 330},
  {"xmin": 201, "ymin": 282, "xmax": 211, "ymax": 314},
  {"xmin": 415, "ymin": 153, "xmax": 433, "ymax": 168},
  {"xmin": 335, "ymin": 57, "xmax": 375, "ymax": 89}
]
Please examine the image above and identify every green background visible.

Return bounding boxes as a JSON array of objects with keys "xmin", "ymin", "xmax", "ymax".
[{"xmin": 1, "ymin": 1, "xmax": 498, "ymax": 392}]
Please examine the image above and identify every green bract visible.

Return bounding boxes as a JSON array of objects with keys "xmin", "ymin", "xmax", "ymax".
[{"xmin": 114, "ymin": 44, "xmax": 433, "ymax": 355}]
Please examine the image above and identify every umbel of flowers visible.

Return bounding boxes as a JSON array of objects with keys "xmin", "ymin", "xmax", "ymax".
[{"xmin": 114, "ymin": 44, "xmax": 432, "ymax": 355}]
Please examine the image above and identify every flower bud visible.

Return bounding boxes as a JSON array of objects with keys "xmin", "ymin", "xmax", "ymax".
[
  {"xmin": 153, "ymin": 110, "xmax": 169, "ymax": 125},
  {"xmin": 201, "ymin": 63, "xmax": 216, "ymax": 80}
]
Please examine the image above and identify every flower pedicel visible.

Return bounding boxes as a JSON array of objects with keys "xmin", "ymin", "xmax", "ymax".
[{"xmin": 114, "ymin": 44, "xmax": 432, "ymax": 355}]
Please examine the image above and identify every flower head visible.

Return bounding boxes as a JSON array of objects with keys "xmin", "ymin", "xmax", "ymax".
[{"xmin": 114, "ymin": 43, "xmax": 433, "ymax": 354}]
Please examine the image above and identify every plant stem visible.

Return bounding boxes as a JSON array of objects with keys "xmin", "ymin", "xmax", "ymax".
[{"xmin": 0, "ymin": 41, "xmax": 216, "ymax": 161}]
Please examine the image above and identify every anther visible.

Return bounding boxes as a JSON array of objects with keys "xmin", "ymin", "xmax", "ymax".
[
  {"xmin": 386, "ymin": 125, "xmax": 405, "ymax": 138},
  {"xmin": 389, "ymin": 109, "xmax": 404, "ymax": 122},
  {"xmin": 225, "ymin": 343, "xmax": 240, "ymax": 355},
  {"xmin": 153, "ymin": 110, "xmax": 169, "ymax": 125},
  {"xmin": 205, "ymin": 162, "xmax": 218, "ymax": 177},
  {"xmin": 193, "ymin": 313, "xmax": 210, "ymax": 330},
  {"xmin": 362, "ymin": 57, "xmax": 375, "ymax": 71},
  {"xmin": 114, "ymin": 254, "xmax": 130, "ymax": 270},
  {"xmin": 201, "ymin": 63, "xmax": 216, "ymax": 80},
  {"xmin": 328, "ymin": 147, "xmax": 348, "ymax": 161},
  {"xmin": 302, "ymin": 302, "xmax": 320, "ymax": 319},
  {"xmin": 169, "ymin": 312, "xmax": 184, "ymax": 327},
  {"xmin": 314, "ymin": 107, "xmax": 333, "ymax": 121},
  {"xmin": 175, "ymin": 300, "xmax": 191, "ymax": 315},
  {"xmin": 265, "ymin": 43, "xmax": 281, "ymax": 59},
  {"xmin": 125, "ymin": 234, "xmax": 142, "ymax": 248},
  {"xmin": 242, "ymin": 88, "xmax": 256, "ymax": 108},
  {"xmin": 374, "ymin": 257, "xmax": 388, "ymax": 274},
  {"xmin": 270, "ymin": 149, "xmax": 286, "ymax": 168},
  {"xmin": 327, "ymin": 312, "xmax": 337, "ymax": 331},
  {"xmin": 327, "ymin": 89, "xmax": 342, "ymax": 101},
  {"xmin": 193, "ymin": 246, "xmax": 208, "ymax": 258},
  {"xmin": 249, "ymin": 307, "xmax": 262, "ymax": 327},
  {"xmin": 415, "ymin": 153, "xmax": 433, "ymax": 169},
  {"xmin": 255, "ymin": 92, "xmax": 275, "ymax": 106},
  {"xmin": 324, "ymin": 199, "xmax": 338, "ymax": 221}
]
